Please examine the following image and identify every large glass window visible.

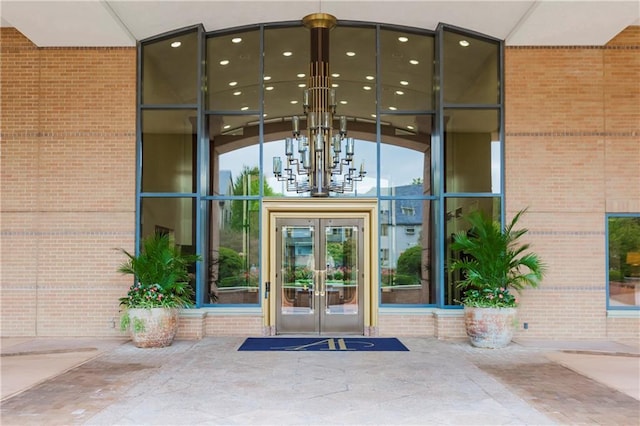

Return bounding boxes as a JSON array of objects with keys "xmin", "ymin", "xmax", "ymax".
[
  {"xmin": 142, "ymin": 30, "xmax": 199, "ymax": 105},
  {"xmin": 444, "ymin": 109, "xmax": 500, "ymax": 194},
  {"xmin": 380, "ymin": 114, "xmax": 433, "ymax": 194},
  {"xmin": 209, "ymin": 115, "xmax": 261, "ymax": 196},
  {"xmin": 445, "ymin": 197, "xmax": 500, "ymax": 305},
  {"xmin": 607, "ymin": 215, "xmax": 640, "ymax": 309},
  {"xmin": 380, "ymin": 198, "xmax": 434, "ymax": 305},
  {"xmin": 207, "ymin": 30, "xmax": 260, "ymax": 111},
  {"xmin": 139, "ymin": 20, "xmax": 502, "ymax": 310},
  {"xmin": 380, "ymin": 29, "xmax": 434, "ymax": 111},
  {"xmin": 207, "ymin": 200, "xmax": 259, "ymax": 305},
  {"xmin": 141, "ymin": 109, "xmax": 196, "ymax": 193},
  {"xmin": 442, "ymin": 29, "xmax": 499, "ymax": 105}
]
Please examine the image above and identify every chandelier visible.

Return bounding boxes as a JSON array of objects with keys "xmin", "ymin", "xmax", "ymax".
[{"xmin": 273, "ymin": 13, "xmax": 366, "ymax": 197}]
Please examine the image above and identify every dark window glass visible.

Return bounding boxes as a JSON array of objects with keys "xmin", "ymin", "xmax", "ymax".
[
  {"xmin": 207, "ymin": 30, "xmax": 260, "ymax": 111},
  {"xmin": 380, "ymin": 114, "xmax": 433, "ymax": 194},
  {"xmin": 444, "ymin": 109, "xmax": 500, "ymax": 194},
  {"xmin": 443, "ymin": 29, "xmax": 499, "ymax": 105},
  {"xmin": 381, "ymin": 29, "xmax": 434, "ymax": 111},
  {"xmin": 141, "ymin": 109, "xmax": 196, "ymax": 193},
  {"xmin": 444, "ymin": 197, "xmax": 501, "ymax": 305},
  {"xmin": 142, "ymin": 30, "xmax": 199, "ymax": 105},
  {"xmin": 207, "ymin": 200, "xmax": 259, "ymax": 305},
  {"xmin": 380, "ymin": 199, "xmax": 435, "ymax": 305},
  {"xmin": 608, "ymin": 216, "xmax": 640, "ymax": 309}
]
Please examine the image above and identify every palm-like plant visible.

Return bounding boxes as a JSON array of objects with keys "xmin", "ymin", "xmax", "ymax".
[
  {"xmin": 118, "ymin": 233, "xmax": 201, "ymax": 309},
  {"xmin": 450, "ymin": 208, "xmax": 545, "ymax": 307}
]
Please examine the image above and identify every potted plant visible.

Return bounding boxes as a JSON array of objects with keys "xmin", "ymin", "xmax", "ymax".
[
  {"xmin": 118, "ymin": 233, "xmax": 201, "ymax": 348},
  {"xmin": 450, "ymin": 208, "xmax": 545, "ymax": 348}
]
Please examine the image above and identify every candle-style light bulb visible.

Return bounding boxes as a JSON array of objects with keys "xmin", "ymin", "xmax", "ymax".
[
  {"xmin": 285, "ymin": 138, "xmax": 293, "ymax": 156},
  {"xmin": 340, "ymin": 116, "xmax": 347, "ymax": 135},
  {"xmin": 309, "ymin": 112, "xmax": 316, "ymax": 130},
  {"xmin": 273, "ymin": 157, "xmax": 282, "ymax": 174},
  {"xmin": 292, "ymin": 116, "xmax": 300, "ymax": 135},
  {"xmin": 346, "ymin": 138, "xmax": 354, "ymax": 156}
]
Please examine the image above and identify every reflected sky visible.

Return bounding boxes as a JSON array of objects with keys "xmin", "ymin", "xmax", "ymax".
[{"xmin": 217, "ymin": 138, "xmax": 426, "ymax": 196}]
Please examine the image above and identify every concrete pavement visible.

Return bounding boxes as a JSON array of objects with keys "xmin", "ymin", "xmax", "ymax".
[{"xmin": 1, "ymin": 336, "xmax": 638, "ymax": 425}]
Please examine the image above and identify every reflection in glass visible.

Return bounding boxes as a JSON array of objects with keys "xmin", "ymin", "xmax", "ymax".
[
  {"xmin": 207, "ymin": 30, "xmax": 260, "ymax": 111},
  {"xmin": 608, "ymin": 216, "xmax": 640, "ymax": 308},
  {"xmin": 443, "ymin": 29, "xmax": 499, "ymax": 105},
  {"xmin": 142, "ymin": 31, "xmax": 199, "ymax": 105},
  {"xmin": 445, "ymin": 197, "xmax": 500, "ymax": 305},
  {"xmin": 142, "ymin": 110, "xmax": 196, "ymax": 193},
  {"xmin": 380, "ymin": 199, "xmax": 434, "ymax": 305},
  {"xmin": 380, "ymin": 29, "xmax": 434, "ymax": 111},
  {"xmin": 380, "ymin": 115, "xmax": 432, "ymax": 194},
  {"xmin": 444, "ymin": 109, "xmax": 500, "ymax": 194},
  {"xmin": 207, "ymin": 200, "xmax": 259, "ymax": 305},
  {"xmin": 280, "ymin": 225, "xmax": 315, "ymax": 314},
  {"xmin": 209, "ymin": 115, "xmax": 262, "ymax": 196},
  {"xmin": 325, "ymin": 225, "xmax": 359, "ymax": 314}
]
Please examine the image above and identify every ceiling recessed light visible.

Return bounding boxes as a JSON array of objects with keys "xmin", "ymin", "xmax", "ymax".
[
  {"xmin": 219, "ymin": 59, "xmax": 230, "ymax": 66},
  {"xmin": 265, "ymin": 86, "xmax": 274, "ymax": 91},
  {"xmin": 398, "ymin": 36, "xmax": 409, "ymax": 43},
  {"xmin": 263, "ymin": 113, "xmax": 268, "ymax": 117},
  {"xmin": 371, "ymin": 114, "xmax": 377, "ymax": 118},
  {"xmin": 297, "ymin": 73, "xmax": 306, "ymax": 78},
  {"xmin": 290, "ymin": 100, "xmax": 298, "ymax": 104},
  {"xmin": 229, "ymin": 81, "xmax": 238, "ymax": 86},
  {"xmin": 400, "ymin": 80, "xmax": 409, "ymax": 86},
  {"xmin": 332, "ymin": 83, "xmax": 339, "ymax": 88},
  {"xmin": 233, "ymin": 91, "xmax": 242, "ymax": 96},
  {"xmin": 231, "ymin": 37, "xmax": 242, "ymax": 44},
  {"xmin": 366, "ymin": 75, "xmax": 375, "ymax": 81},
  {"xmin": 459, "ymin": 40, "xmax": 470, "ymax": 47},
  {"xmin": 389, "ymin": 106, "xmax": 397, "ymax": 111},
  {"xmin": 332, "ymin": 73, "xmax": 340, "ymax": 78},
  {"xmin": 241, "ymin": 106, "xmax": 249, "ymax": 111},
  {"xmin": 409, "ymin": 59, "xmax": 419, "ymax": 65},
  {"xmin": 298, "ymin": 83, "xmax": 306, "ymax": 88},
  {"xmin": 340, "ymin": 100, "xmax": 348, "ymax": 105},
  {"xmin": 346, "ymin": 51, "xmax": 356, "ymax": 57},
  {"xmin": 283, "ymin": 51, "xmax": 293, "ymax": 57},
  {"xmin": 170, "ymin": 41, "xmax": 181, "ymax": 48},
  {"xmin": 223, "ymin": 124, "xmax": 231, "ymax": 129},
  {"xmin": 407, "ymin": 125, "xmax": 415, "ymax": 130},
  {"xmin": 363, "ymin": 86, "xmax": 372, "ymax": 91},
  {"xmin": 264, "ymin": 75, "xmax": 272, "ymax": 81},
  {"xmin": 395, "ymin": 90, "xmax": 404, "ymax": 95}
]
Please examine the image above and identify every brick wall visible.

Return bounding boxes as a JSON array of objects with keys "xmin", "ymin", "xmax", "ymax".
[
  {"xmin": 1, "ymin": 25, "xmax": 638, "ymax": 339},
  {"xmin": 1, "ymin": 28, "xmax": 136, "ymax": 336},
  {"xmin": 505, "ymin": 26, "xmax": 640, "ymax": 339}
]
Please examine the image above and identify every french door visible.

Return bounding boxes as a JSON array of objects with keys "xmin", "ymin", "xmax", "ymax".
[{"xmin": 275, "ymin": 217, "xmax": 364, "ymax": 335}]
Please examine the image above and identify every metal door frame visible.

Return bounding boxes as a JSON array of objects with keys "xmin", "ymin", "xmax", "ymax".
[{"xmin": 262, "ymin": 199, "xmax": 378, "ymax": 336}]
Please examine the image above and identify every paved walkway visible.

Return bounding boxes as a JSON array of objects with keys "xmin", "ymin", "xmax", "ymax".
[{"xmin": 1, "ymin": 337, "xmax": 638, "ymax": 425}]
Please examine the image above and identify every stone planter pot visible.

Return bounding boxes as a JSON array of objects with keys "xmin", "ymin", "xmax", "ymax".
[
  {"xmin": 127, "ymin": 307, "xmax": 179, "ymax": 348},
  {"xmin": 464, "ymin": 306, "xmax": 517, "ymax": 349}
]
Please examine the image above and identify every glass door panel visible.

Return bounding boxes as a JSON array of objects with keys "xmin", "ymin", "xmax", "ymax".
[{"xmin": 276, "ymin": 217, "xmax": 363, "ymax": 335}]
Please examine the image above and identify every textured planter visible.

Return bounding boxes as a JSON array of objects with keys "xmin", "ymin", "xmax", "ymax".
[
  {"xmin": 127, "ymin": 307, "xmax": 179, "ymax": 348},
  {"xmin": 464, "ymin": 307, "xmax": 517, "ymax": 349}
]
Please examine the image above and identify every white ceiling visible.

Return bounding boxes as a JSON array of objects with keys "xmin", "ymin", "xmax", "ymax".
[{"xmin": 1, "ymin": 0, "xmax": 639, "ymax": 47}]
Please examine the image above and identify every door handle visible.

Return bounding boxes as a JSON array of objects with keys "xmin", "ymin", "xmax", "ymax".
[{"xmin": 314, "ymin": 269, "xmax": 326, "ymax": 296}]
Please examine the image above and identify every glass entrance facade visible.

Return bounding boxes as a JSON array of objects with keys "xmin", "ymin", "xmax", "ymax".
[{"xmin": 137, "ymin": 18, "xmax": 503, "ymax": 310}]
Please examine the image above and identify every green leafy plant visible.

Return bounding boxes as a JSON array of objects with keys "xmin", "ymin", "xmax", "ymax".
[
  {"xmin": 118, "ymin": 233, "xmax": 201, "ymax": 314},
  {"xmin": 450, "ymin": 208, "xmax": 545, "ymax": 308}
]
